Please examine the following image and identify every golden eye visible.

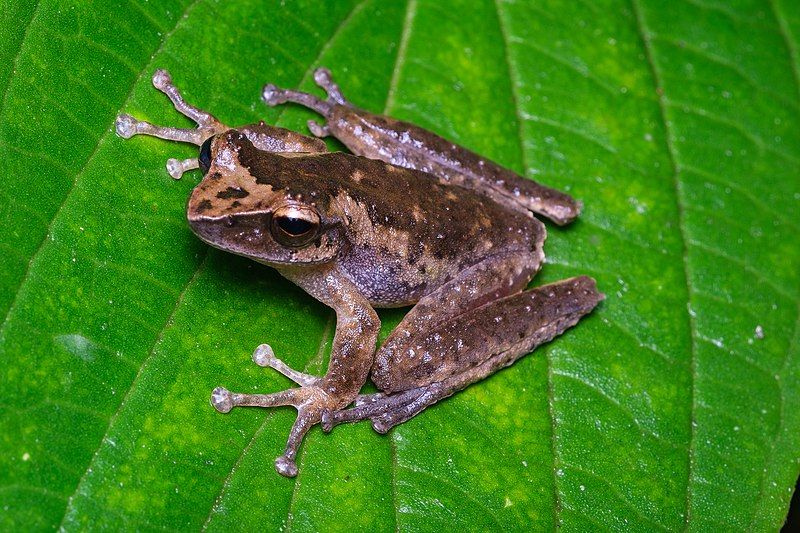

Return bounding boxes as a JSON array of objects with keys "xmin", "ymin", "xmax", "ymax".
[{"xmin": 270, "ymin": 205, "xmax": 320, "ymax": 247}]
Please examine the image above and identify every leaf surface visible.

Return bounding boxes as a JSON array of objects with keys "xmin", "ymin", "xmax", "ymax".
[{"xmin": 0, "ymin": 0, "xmax": 798, "ymax": 530}]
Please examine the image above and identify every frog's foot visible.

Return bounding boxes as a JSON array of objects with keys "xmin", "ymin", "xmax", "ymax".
[
  {"xmin": 115, "ymin": 69, "xmax": 228, "ymax": 179},
  {"xmin": 262, "ymin": 82, "xmax": 334, "ymax": 117},
  {"xmin": 321, "ymin": 388, "xmax": 427, "ymax": 434},
  {"xmin": 262, "ymin": 67, "xmax": 349, "ymax": 138},
  {"xmin": 251, "ymin": 344, "xmax": 319, "ymax": 387},
  {"xmin": 211, "ymin": 383, "xmax": 334, "ymax": 477},
  {"xmin": 307, "ymin": 119, "xmax": 331, "ymax": 138},
  {"xmin": 311, "ymin": 67, "xmax": 349, "ymax": 105}
]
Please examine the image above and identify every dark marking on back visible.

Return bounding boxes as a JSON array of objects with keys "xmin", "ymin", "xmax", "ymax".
[
  {"xmin": 231, "ymin": 132, "xmax": 538, "ymax": 264},
  {"xmin": 217, "ymin": 186, "xmax": 250, "ymax": 199}
]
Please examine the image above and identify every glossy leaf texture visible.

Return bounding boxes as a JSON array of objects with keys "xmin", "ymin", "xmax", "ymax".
[{"xmin": 1, "ymin": 0, "xmax": 798, "ymax": 530}]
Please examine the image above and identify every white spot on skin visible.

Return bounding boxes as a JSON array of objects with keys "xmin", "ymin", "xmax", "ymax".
[
  {"xmin": 754, "ymin": 325, "xmax": 764, "ymax": 339},
  {"xmin": 504, "ymin": 497, "xmax": 513, "ymax": 508},
  {"xmin": 22, "ymin": 453, "xmax": 30, "ymax": 461},
  {"xmin": 217, "ymin": 147, "xmax": 237, "ymax": 171}
]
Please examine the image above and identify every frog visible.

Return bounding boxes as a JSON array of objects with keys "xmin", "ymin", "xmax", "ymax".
[{"xmin": 115, "ymin": 68, "xmax": 603, "ymax": 478}]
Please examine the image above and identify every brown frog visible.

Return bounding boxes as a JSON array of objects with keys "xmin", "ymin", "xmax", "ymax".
[{"xmin": 115, "ymin": 69, "xmax": 603, "ymax": 478}]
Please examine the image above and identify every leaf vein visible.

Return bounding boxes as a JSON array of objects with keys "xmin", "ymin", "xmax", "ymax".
[
  {"xmin": 655, "ymin": 35, "xmax": 800, "ymax": 112},
  {"xmin": 397, "ymin": 463, "xmax": 507, "ymax": 529},
  {"xmin": 562, "ymin": 463, "xmax": 670, "ymax": 530},
  {"xmin": 666, "ymin": 98, "xmax": 800, "ymax": 164},
  {"xmin": 493, "ymin": 0, "xmax": 564, "ymax": 528},
  {"xmin": 599, "ymin": 316, "xmax": 675, "ymax": 365},
  {"xmin": 681, "ymin": 164, "xmax": 800, "ymax": 233},
  {"xmin": 56, "ymin": 252, "xmax": 209, "ymax": 529},
  {"xmin": 629, "ymin": 1, "xmax": 698, "ymax": 529},
  {"xmin": 0, "ymin": 0, "xmax": 203, "ymax": 335},
  {"xmin": 0, "ymin": 0, "xmax": 41, "ymax": 117},
  {"xmin": 554, "ymin": 371, "xmax": 680, "ymax": 447},
  {"xmin": 686, "ymin": 238, "xmax": 794, "ymax": 301}
]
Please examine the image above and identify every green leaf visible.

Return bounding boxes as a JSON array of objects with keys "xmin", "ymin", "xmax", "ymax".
[{"xmin": 1, "ymin": 0, "xmax": 798, "ymax": 530}]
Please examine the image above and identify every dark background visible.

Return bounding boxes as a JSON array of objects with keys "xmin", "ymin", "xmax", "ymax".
[{"xmin": 783, "ymin": 476, "xmax": 800, "ymax": 531}]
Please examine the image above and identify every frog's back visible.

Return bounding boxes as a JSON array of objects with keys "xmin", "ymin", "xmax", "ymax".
[{"xmin": 235, "ymin": 140, "xmax": 544, "ymax": 306}]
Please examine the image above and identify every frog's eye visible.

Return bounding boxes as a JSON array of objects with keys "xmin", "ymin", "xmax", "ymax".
[
  {"xmin": 271, "ymin": 205, "xmax": 320, "ymax": 247},
  {"xmin": 198, "ymin": 136, "xmax": 214, "ymax": 174}
]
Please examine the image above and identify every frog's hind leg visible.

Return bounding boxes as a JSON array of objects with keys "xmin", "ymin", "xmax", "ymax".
[
  {"xmin": 115, "ymin": 69, "xmax": 228, "ymax": 178},
  {"xmin": 262, "ymin": 67, "xmax": 352, "ymax": 138},
  {"xmin": 311, "ymin": 67, "xmax": 349, "ymax": 105},
  {"xmin": 323, "ymin": 276, "xmax": 603, "ymax": 434},
  {"xmin": 262, "ymin": 80, "xmax": 334, "ymax": 117}
]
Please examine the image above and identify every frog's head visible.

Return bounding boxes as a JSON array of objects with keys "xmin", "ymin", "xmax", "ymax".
[{"xmin": 186, "ymin": 131, "xmax": 344, "ymax": 266}]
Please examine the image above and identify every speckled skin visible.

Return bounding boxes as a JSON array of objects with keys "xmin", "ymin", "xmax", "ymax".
[
  {"xmin": 263, "ymin": 68, "xmax": 581, "ymax": 226},
  {"xmin": 115, "ymin": 69, "xmax": 603, "ymax": 478}
]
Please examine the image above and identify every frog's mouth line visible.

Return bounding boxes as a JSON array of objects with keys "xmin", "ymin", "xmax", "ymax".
[{"xmin": 188, "ymin": 217, "xmax": 339, "ymax": 267}]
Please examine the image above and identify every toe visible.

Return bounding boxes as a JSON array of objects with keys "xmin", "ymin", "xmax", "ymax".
[
  {"xmin": 210, "ymin": 387, "xmax": 233, "ymax": 413},
  {"xmin": 275, "ymin": 455, "xmax": 298, "ymax": 477},
  {"xmin": 252, "ymin": 344, "xmax": 275, "ymax": 367}
]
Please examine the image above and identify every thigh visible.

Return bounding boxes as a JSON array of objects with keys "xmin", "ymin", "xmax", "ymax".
[{"xmin": 372, "ymin": 275, "xmax": 602, "ymax": 393}]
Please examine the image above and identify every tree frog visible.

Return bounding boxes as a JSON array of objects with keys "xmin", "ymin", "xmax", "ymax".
[{"xmin": 115, "ymin": 69, "xmax": 603, "ymax": 478}]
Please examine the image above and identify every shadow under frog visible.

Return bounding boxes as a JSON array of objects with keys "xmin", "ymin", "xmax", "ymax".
[{"xmin": 116, "ymin": 68, "xmax": 603, "ymax": 477}]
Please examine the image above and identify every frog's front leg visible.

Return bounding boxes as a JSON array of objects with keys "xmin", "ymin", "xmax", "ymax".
[
  {"xmin": 115, "ymin": 69, "xmax": 230, "ymax": 179},
  {"xmin": 211, "ymin": 265, "xmax": 380, "ymax": 477},
  {"xmin": 115, "ymin": 69, "xmax": 327, "ymax": 179},
  {"xmin": 323, "ymin": 276, "xmax": 602, "ymax": 434}
]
